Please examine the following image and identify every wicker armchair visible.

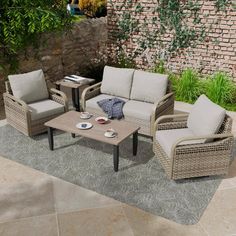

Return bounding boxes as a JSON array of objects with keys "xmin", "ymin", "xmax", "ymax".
[
  {"xmin": 153, "ymin": 113, "xmax": 234, "ymax": 180},
  {"xmin": 4, "ymin": 77, "xmax": 68, "ymax": 137}
]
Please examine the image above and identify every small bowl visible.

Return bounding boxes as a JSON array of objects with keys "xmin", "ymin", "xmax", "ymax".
[{"xmin": 95, "ymin": 116, "xmax": 108, "ymax": 124}]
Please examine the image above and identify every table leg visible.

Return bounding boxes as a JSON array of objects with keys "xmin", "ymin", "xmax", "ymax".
[
  {"xmin": 48, "ymin": 127, "xmax": 54, "ymax": 151},
  {"xmin": 113, "ymin": 145, "xmax": 119, "ymax": 172},
  {"xmin": 72, "ymin": 87, "xmax": 80, "ymax": 112},
  {"xmin": 133, "ymin": 131, "xmax": 138, "ymax": 156},
  {"xmin": 55, "ymin": 84, "xmax": 60, "ymax": 90}
]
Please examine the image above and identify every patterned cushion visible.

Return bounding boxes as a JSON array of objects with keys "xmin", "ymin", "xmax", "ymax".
[
  {"xmin": 8, "ymin": 69, "xmax": 49, "ymax": 103},
  {"xmin": 101, "ymin": 66, "xmax": 135, "ymax": 99},
  {"xmin": 86, "ymin": 94, "xmax": 129, "ymax": 112},
  {"xmin": 130, "ymin": 70, "xmax": 168, "ymax": 103}
]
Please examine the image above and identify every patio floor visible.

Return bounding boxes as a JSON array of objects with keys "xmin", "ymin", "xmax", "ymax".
[{"xmin": 0, "ymin": 102, "xmax": 235, "ymax": 236}]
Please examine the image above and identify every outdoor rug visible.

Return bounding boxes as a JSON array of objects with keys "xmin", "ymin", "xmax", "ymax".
[{"xmin": 0, "ymin": 125, "xmax": 235, "ymax": 225}]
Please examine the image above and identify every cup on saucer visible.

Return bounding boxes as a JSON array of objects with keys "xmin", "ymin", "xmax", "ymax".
[
  {"xmin": 80, "ymin": 112, "xmax": 91, "ymax": 119},
  {"xmin": 104, "ymin": 128, "xmax": 116, "ymax": 138}
]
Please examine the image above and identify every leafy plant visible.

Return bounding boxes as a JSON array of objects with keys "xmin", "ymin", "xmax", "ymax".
[
  {"xmin": 115, "ymin": 51, "xmax": 136, "ymax": 69},
  {"xmin": 153, "ymin": 60, "xmax": 166, "ymax": 74},
  {"xmin": 79, "ymin": 0, "xmax": 107, "ymax": 17},
  {"xmin": 79, "ymin": 49, "xmax": 107, "ymax": 82},
  {"xmin": 0, "ymin": 0, "xmax": 72, "ymax": 73},
  {"xmin": 175, "ymin": 68, "xmax": 202, "ymax": 103},
  {"xmin": 214, "ymin": 0, "xmax": 231, "ymax": 11},
  {"xmin": 206, "ymin": 72, "xmax": 235, "ymax": 105}
]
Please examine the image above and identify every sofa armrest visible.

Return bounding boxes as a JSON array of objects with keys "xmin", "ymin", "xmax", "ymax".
[
  {"xmin": 81, "ymin": 82, "xmax": 102, "ymax": 111},
  {"xmin": 150, "ymin": 92, "xmax": 175, "ymax": 135},
  {"xmin": 154, "ymin": 92, "xmax": 174, "ymax": 109},
  {"xmin": 49, "ymin": 88, "xmax": 69, "ymax": 111}
]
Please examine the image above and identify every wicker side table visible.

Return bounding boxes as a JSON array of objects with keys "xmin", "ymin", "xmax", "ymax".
[{"xmin": 55, "ymin": 78, "xmax": 95, "ymax": 112}]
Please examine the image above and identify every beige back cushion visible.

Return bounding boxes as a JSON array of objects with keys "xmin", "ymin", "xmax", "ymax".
[
  {"xmin": 130, "ymin": 70, "xmax": 168, "ymax": 103},
  {"xmin": 8, "ymin": 69, "xmax": 49, "ymax": 103},
  {"xmin": 187, "ymin": 95, "xmax": 226, "ymax": 136},
  {"xmin": 100, "ymin": 66, "xmax": 135, "ymax": 99}
]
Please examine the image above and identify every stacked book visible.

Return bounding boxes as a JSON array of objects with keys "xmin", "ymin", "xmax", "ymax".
[{"xmin": 64, "ymin": 75, "xmax": 88, "ymax": 84}]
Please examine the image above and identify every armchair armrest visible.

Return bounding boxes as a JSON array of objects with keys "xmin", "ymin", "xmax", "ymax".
[
  {"xmin": 153, "ymin": 114, "xmax": 189, "ymax": 137},
  {"xmin": 3, "ymin": 92, "xmax": 31, "ymax": 124},
  {"xmin": 50, "ymin": 88, "xmax": 67, "ymax": 99},
  {"xmin": 49, "ymin": 88, "xmax": 68, "ymax": 111},
  {"xmin": 81, "ymin": 82, "xmax": 102, "ymax": 111},
  {"xmin": 3, "ymin": 92, "xmax": 29, "ymax": 110},
  {"xmin": 171, "ymin": 133, "xmax": 234, "ymax": 157}
]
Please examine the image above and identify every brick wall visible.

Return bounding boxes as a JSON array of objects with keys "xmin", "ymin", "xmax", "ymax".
[
  {"xmin": 0, "ymin": 17, "xmax": 107, "ymax": 106},
  {"xmin": 107, "ymin": 1, "xmax": 236, "ymax": 79}
]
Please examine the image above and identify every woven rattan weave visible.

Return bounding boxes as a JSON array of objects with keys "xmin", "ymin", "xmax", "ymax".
[
  {"xmin": 81, "ymin": 81, "xmax": 174, "ymax": 136},
  {"xmin": 4, "ymin": 81, "xmax": 68, "ymax": 136},
  {"xmin": 153, "ymin": 114, "xmax": 234, "ymax": 180}
]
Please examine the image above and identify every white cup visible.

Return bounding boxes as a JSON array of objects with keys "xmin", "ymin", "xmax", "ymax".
[
  {"xmin": 80, "ymin": 112, "xmax": 90, "ymax": 119},
  {"xmin": 105, "ymin": 128, "xmax": 116, "ymax": 137}
]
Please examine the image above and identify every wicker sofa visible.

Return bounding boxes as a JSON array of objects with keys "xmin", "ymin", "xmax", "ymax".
[
  {"xmin": 153, "ymin": 95, "xmax": 234, "ymax": 180},
  {"xmin": 4, "ymin": 69, "xmax": 68, "ymax": 136},
  {"xmin": 81, "ymin": 66, "xmax": 174, "ymax": 136}
]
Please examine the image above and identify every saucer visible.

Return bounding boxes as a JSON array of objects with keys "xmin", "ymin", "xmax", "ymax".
[
  {"xmin": 104, "ymin": 129, "xmax": 116, "ymax": 138},
  {"xmin": 76, "ymin": 122, "xmax": 93, "ymax": 130},
  {"xmin": 104, "ymin": 132, "xmax": 116, "ymax": 138}
]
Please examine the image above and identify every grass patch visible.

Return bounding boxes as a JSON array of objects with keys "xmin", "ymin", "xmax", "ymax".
[{"xmin": 72, "ymin": 15, "xmax": 86, "ymax": 23}]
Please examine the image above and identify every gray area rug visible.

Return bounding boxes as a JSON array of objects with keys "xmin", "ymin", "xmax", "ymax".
[{"xmin": 0, "ymin": 125, "xmax": 234, "ymax": 225}]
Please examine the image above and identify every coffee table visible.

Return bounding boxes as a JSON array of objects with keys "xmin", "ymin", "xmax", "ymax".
[{"xmin": 44, "ymin": 111, "xmax": 140, "ymax": 172}]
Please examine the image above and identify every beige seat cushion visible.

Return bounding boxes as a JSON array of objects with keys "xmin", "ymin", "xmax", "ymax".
[
  {"xmin": 101, "ymin": 66, "xmax": 135, "ymax": 99},
  {"xmin": 156, "ymin": 128, "xmax": 205, "ymax": 157},
  {"xmin": 8, "ymin": 69, "xmax": 49, "ymax": 103},
  {"xmin": 86, "ymin": 94, "xmax": 128, "ymax": 114},
  {"xmin": 28, "ymin": 100, "xmax": 65, "ymax": 121},
  {"xmin": 187, "ymin": 95, "xmax": 226, "ymax": 136},
  {"xmin": 130, "ymin": 70, "xmax": 168, "ymax": 103},
  {"xmin": 123, "ymin": 100, "xmax": 154, "ymax": 121}
]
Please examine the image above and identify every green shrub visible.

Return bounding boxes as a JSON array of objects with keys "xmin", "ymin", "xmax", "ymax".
[
  {"xmin": 168, "ymin": 73, "xmax": 179, "ymax": 92},
  {"xmin": 175, "ymin": 68, "xmax": 203, "ymax": 103},
  {"xmin": 79, "ymin": 0, "xmax": 106, "ymax": 17},
  {"xmin": 153, "ymin": 60, "xmax": 166, "ymax": 74},
  {"xmin": 206, "ymin": 72, "xmax": 235, "ymax": 105}
]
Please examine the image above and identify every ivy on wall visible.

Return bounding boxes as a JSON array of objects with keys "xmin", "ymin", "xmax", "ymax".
[{"xmin": 110, "ymin": 0, "xmax": 232, "ymax": 65}]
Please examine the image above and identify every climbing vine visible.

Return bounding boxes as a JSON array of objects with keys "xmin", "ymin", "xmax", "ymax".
[
  {"xmin": 110, "ymin": 0, "xmax": 232, "ymax": 65},
  {"xmin": 214, "ymin": 0, "xmax": 231, "ymax": 11}
]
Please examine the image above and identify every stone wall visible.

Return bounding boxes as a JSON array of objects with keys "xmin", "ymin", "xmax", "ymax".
[
  {"xmin": 0, "ymin": 17, "xmax": 107, "ymax": 106},
  {"xmin": 107, "ymin": 1, "xmax": 236, "ymax": 79}
]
